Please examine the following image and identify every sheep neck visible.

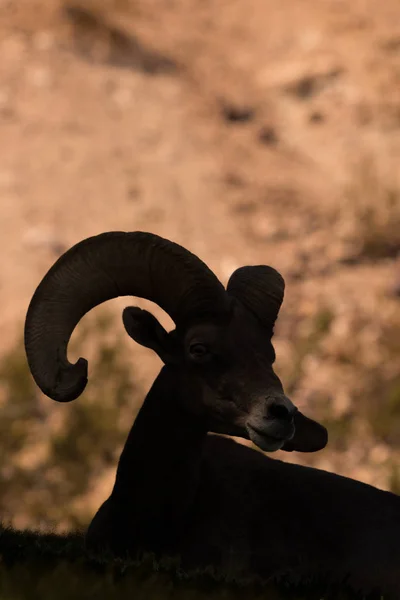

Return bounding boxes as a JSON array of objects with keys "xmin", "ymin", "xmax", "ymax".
[{"xmin": 110, "ymin": 365, "xmax": 207, "ymax": 547}]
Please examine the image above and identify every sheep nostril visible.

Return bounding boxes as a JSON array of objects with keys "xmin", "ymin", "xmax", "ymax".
[{"xmin": 268, "ymin": 401, "xmax": 293, "ymax": 422}]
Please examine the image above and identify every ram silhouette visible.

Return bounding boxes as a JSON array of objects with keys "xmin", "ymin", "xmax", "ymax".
[{"xmin": 24, "ymin": 231, "xmax": 400, "ymax": 597}]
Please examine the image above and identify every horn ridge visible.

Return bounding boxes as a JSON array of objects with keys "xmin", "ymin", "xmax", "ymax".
[{"xmin": 25, "ymin": 231, "xmax": 228, "ymax": 402}]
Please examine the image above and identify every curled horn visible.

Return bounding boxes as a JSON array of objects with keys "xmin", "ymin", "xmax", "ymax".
[
  {"xmin": 226, "ymin": 266, "xmax": 285, "ymax": 334},
  {"xmin": 24, "ymin": 231, "xmax": 228, "ymax": 403}
]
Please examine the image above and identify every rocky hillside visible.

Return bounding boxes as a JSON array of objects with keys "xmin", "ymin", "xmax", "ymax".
[{"xmin": 0, "ymin": 0, "xmax": 399, "ymax": 529}]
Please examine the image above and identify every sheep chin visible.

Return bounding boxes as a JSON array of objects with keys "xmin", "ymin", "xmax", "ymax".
[{"xmin": 246, "ymin": 424, "xmax": 285, "ymax": 453}]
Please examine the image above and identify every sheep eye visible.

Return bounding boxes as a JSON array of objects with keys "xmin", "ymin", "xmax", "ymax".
[{"xmin": 189, "ymin": 343, "xmax": 209, "ymax": 360}]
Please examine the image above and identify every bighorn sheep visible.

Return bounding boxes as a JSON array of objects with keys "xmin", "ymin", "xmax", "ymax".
[{"xmin": 24, "ymin": 231, "xmax": 400, "ymax": 597}]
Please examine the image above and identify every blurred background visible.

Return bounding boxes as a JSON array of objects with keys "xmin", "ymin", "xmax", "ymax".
[{"xmin": 0, "ymin": 0, "xmax": 400, "ymax": 532}]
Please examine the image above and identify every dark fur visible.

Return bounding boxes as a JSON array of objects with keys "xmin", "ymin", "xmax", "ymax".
[{"xmin": 87, "ymin": 311, "xmax": 400, "ymax": 598}]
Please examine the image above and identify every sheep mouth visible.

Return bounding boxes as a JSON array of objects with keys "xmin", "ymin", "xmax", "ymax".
[{"xmin": 246, "ymin": 423, "xmax": 286, "ymax": 452}]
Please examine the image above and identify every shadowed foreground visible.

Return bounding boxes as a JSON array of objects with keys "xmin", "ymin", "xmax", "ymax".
[{"xmin": 0, "ymin": 526, "xmax": 386, "ymax": 600}]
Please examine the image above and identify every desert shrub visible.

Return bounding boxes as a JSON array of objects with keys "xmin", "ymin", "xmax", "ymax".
[{"xmin": 340, "ymin": 155, "xmax": 400, "ymax": 261}]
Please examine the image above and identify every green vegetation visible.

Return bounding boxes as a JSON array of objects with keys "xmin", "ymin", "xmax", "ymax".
[
  {"xmin": 277, "ymin": 304, "xmax": 400, "ymax": 487},
  {"xmin": 0, "ymin": 526, "xmax": 383, "ymax": 600}
]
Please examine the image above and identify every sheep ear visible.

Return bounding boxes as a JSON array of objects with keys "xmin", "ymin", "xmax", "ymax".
[
  {"xmin": 122, "ymin": 307, "xmax": 177, "ymax": 364},
  {"xmin": 281, "ymin": 412, "xmax": 328, "ymax": 453}
]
